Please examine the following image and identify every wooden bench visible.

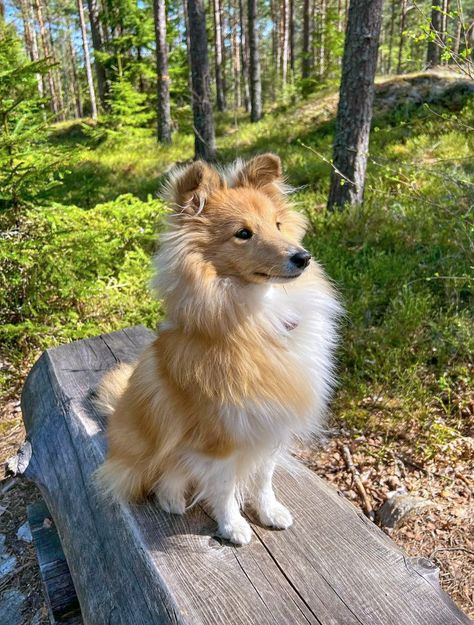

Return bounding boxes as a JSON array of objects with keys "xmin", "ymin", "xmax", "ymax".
[{"xmin": 17, "ymin": 326, "xmax": 472, "ymax": 625}]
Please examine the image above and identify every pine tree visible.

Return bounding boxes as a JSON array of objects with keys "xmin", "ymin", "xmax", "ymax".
[
  {"xmin": 248, "ymin": 0, "xmax": 262, "ymax": 121},
  {"xmin": 213, "ymin": 0, "xmax": 227, "ymax": 111},
  {"xmin": 327, "ymin": 0, "xmax": 384, "ymax": 209},
  {"xmin": 77, "ymin": 0, "xmax": 98, "ymax": 118},
  {"xmin": 427, "ymin": 0, "xmax": 443, "ymax": 66},
  {"xmin": 153, "ymin": 0, "xmax": 172, "ymax": 142},
  {"xmin": 0, "ymin": 21, "xmax": 62, "ymax": 210},
  {"xmin": 187, "ymin": 0, "xmax": 216, "ymax": 160}
]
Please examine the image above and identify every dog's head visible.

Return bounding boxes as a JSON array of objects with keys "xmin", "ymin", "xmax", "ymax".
[{"xmin": 165, "ymin": 153, "xmax": 311, "ymax": 284}]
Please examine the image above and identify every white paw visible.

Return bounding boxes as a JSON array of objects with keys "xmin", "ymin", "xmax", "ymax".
[
  {"xmin": 156, "ymin": 491, "xmax": 186, "ymax": 515},
  {"xmin": 219, "ymin": 517, "xmax": 252, "ymax": 545},
  {"xmin": 258, "ymin": 502, "xmax": 293, "ymax": 529}
]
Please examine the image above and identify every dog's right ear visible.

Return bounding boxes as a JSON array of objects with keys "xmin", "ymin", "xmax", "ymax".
[{"xmin": 166, "ymin": 161, "xmax": 224, "ymax": 215}]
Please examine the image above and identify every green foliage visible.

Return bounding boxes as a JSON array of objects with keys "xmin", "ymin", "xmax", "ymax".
[
  {"xmin": 0, "ymin": 194, "xmax": 167, "ymax": 353},
  {"xmin": 1, "ymin": 74, "xmax": 472, "ymax": 454},
  {"xmin": 106, "ymin": 70, "xmax": 154, "ymax": 131},
  {"xmin": 0, "ymin": 21, "xmax": 64, "ymax": 210}
]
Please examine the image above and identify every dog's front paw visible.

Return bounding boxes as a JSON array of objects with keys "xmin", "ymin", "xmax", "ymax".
[
  {"xmin": 156, "ymin": 491, "xmax": 186, "ymax": 515},
  {"xmin": 258, "ymin": 501, "xmax": 293, "ymax": 529},
  {"xmin": 219, "ymin": 517, "xmax": 252, "ymax": 545}
]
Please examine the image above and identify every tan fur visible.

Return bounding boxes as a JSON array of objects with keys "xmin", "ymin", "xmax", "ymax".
[{"xmin": 95, "ymin": 153, "xmax": 339, "ymax": 506}]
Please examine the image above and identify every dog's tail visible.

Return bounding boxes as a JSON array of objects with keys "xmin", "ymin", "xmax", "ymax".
[{"xmin": 92, "ymin": 362, "xmax": 135, "ymax": 417}]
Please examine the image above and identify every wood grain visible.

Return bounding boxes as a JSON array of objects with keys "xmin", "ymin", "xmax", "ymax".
[
  {"xmin": 28, "ymin": 499, "xmax": 82, "ymax": 625},
  {"xmin": 20, "ymin": 326, "xmax": 473, "ymax": 625}
]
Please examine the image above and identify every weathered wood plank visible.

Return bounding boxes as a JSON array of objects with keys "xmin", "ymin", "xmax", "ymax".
[
  {"xmin": 20, "ymin": 326, "xmax": 473, "ymax": 625},
  {"xmin": 28, "ymin": 499, "xmax": 82, "ymax": 624}
]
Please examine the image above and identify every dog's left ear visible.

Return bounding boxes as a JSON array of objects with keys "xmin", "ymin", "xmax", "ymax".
[{"xmin": 232, "ymin": 153, "xmax": 283, "ymax": 190}]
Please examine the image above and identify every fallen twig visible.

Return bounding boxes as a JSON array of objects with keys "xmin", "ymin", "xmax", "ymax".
[
  {"xmin": 340, "ymin": 445, "xmax": 375, "ymax": 522},
  {"xmin": 0, "ymin": 563, "xmax": 30, "ymax": 592},
  {"xmin": 430, "ymin": 546, "xmax": 474, "ymax": 560}
]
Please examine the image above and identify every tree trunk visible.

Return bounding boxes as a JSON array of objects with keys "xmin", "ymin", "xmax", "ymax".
[
  {"xmin": 20, "ymin": 0, "xmax": 34, "ymax": 59},
  {"xmin": 34, "ymin": 0, "xmax": 59, "ymax": 116},
  {"xmin": 302, "ymin": 0, "xmax": 313, "ymax": 80},
  {"xmin": 281, "ymin": 0, "xmax": 290, "ymax": 83},
  {"xmin": 441, "ymin": 0, "xmax": 449, "ymax": 64},
  {"xmin": 44, "ymin": 0, "xmax": 65, "ymax": 120},
  {"xmin": 247, "ymin": 0, "xmax": 262, "ymax": 121},
  {"xmin": 452, "ymin": 15, "xmax": 462, "ymax": 57},
  {"xmin": 271, "ymin": 0, "xmax": 281, "ymax": 89},
  {"xmin": 230, "ymin": 0, "xmax": 242, "ymax": 109},
  {"xmin": 387, "ymin": 0, "xmax": 396, "ymax": 73},
  {"xmin": 317, "ymin": 0, "xmax": 326, "ymax": 80},
  {"xmin": 187, "ymin": 0, "xmax": 216, "ymax": 161},
  {"xmin": 427, "ymin": 0, "xmax": 443, "ymax": 67},
  {"xmin": 213, "ymin": 0, "xmax": 227, "ymax": 111},
  {"xmin": 153, "ymin": 0, "xmax": 172, "ymax": 143},
  {"xmin": 67, "ymin": 28, "xmax": 83, "ymax": 117},
  {"xmin": 20, "ymin": 0, "xmax": 43, "ymax": 97},
  {"xmin": 77, "ymin": 0, "xmax": 98, "ymax": 120},
  {"xmin": 397, "ymin": 0, "xmax": 407, "ymax": 73},
  {"xmin": 327, "ymin": 0, "xmax": 383, "ymax": 210},
  {"xmin": 182, "ymin": 0, "xmax": 193, "ymax": 93},
  {"xmin": 86, "ymin": 0, "xmax": 108, "ymax": 108},
  {"xmin": 239, "ymin": 0, "xmax": 250, "ymax": 111},
  {"xmin": 289, "ymin": 0, "xmax": 295, "ymax": 74}
]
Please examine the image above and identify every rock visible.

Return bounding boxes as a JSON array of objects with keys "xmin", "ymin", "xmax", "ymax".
[
  {"xmin": 16, "ymin": 522, "xmax": 32, "ymax": 543},
  {"xmin": 377, "ymin": 494, "xmax": 433, "ymax": 529},
  {"xmin": 0, "ymin": 554, "xmax": 17, "ymax": 579},
  {"xmin": 31, "ymin": 609, "xmax": 43, "ymax": 625},
  {"xmin": 0, "ymin": 589, "xmax": 26, "ymax": 625},
  {"xmin": 0, "ymin": 535, "xmax": 17, "ymax": 580}
]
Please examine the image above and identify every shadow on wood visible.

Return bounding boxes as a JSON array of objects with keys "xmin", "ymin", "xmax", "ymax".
[{"xmin": 17, "ymin": 326, "xmax": 473, "ymax": 625}]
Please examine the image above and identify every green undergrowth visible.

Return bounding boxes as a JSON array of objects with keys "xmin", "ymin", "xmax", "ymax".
[{"xmin": 1, "ymin": 75, "xmax": 473, "ymax": 456}]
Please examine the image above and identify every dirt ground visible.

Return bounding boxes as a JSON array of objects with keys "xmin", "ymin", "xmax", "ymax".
[{"xmin": 1, "ymin": 393, "xmax": 473, "ymax": 623}]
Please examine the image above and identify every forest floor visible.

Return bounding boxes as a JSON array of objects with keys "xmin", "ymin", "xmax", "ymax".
[{"xmin": 1, "ymin": 70, "xmax": 473, "ymax": 623}]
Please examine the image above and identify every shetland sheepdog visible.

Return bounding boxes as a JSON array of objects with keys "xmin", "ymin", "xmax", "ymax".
[{"xmin": 94, "ymin": 153, "xmax": 341, "ymax": 545}]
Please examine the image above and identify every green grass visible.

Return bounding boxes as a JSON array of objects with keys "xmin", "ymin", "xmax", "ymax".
[{"xmin": 1, "ymin": 76, "xmax": 473, "ymax": 456}]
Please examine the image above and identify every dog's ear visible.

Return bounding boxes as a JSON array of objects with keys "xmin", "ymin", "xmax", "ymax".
[
  {"xmin": 167, "ymin": 161, "xmax": 224, "ymax": 214},
  {"xmin": 232, "ymin": 153, "xmax": 283, "ymax": 190}
]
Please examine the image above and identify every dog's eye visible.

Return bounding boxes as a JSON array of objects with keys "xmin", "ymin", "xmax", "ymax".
[
  {"xmin": 235, "ymin": 228, "xmax": 253, "ymax": 240},
  {"xmin": 276, "ymin": 222, "xmax": 282, "ymax": 230}
]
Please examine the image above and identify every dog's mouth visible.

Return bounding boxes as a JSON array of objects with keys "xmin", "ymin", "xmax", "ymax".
[{"xmin": 254, "ymin": 272, "xmax": 302, "ymax": 281}]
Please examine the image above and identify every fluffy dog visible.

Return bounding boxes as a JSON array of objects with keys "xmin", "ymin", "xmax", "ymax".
[{"xmin": 95, "ymin": 153, "xmax": 341, "ymax": 544}]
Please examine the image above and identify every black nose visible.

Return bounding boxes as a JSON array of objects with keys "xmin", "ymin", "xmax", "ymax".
[{"xmin": 290, "ymin": 251, "xmax": 311, "ymax": 269}]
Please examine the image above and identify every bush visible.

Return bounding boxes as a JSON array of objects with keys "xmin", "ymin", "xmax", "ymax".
[
  {"xmin": 0, "ymin": 194, "xmax": 167, "ymax": 353},
  {"xmin": 0, "ymin": 22, "xmax": 65, "ymax": 211}
]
